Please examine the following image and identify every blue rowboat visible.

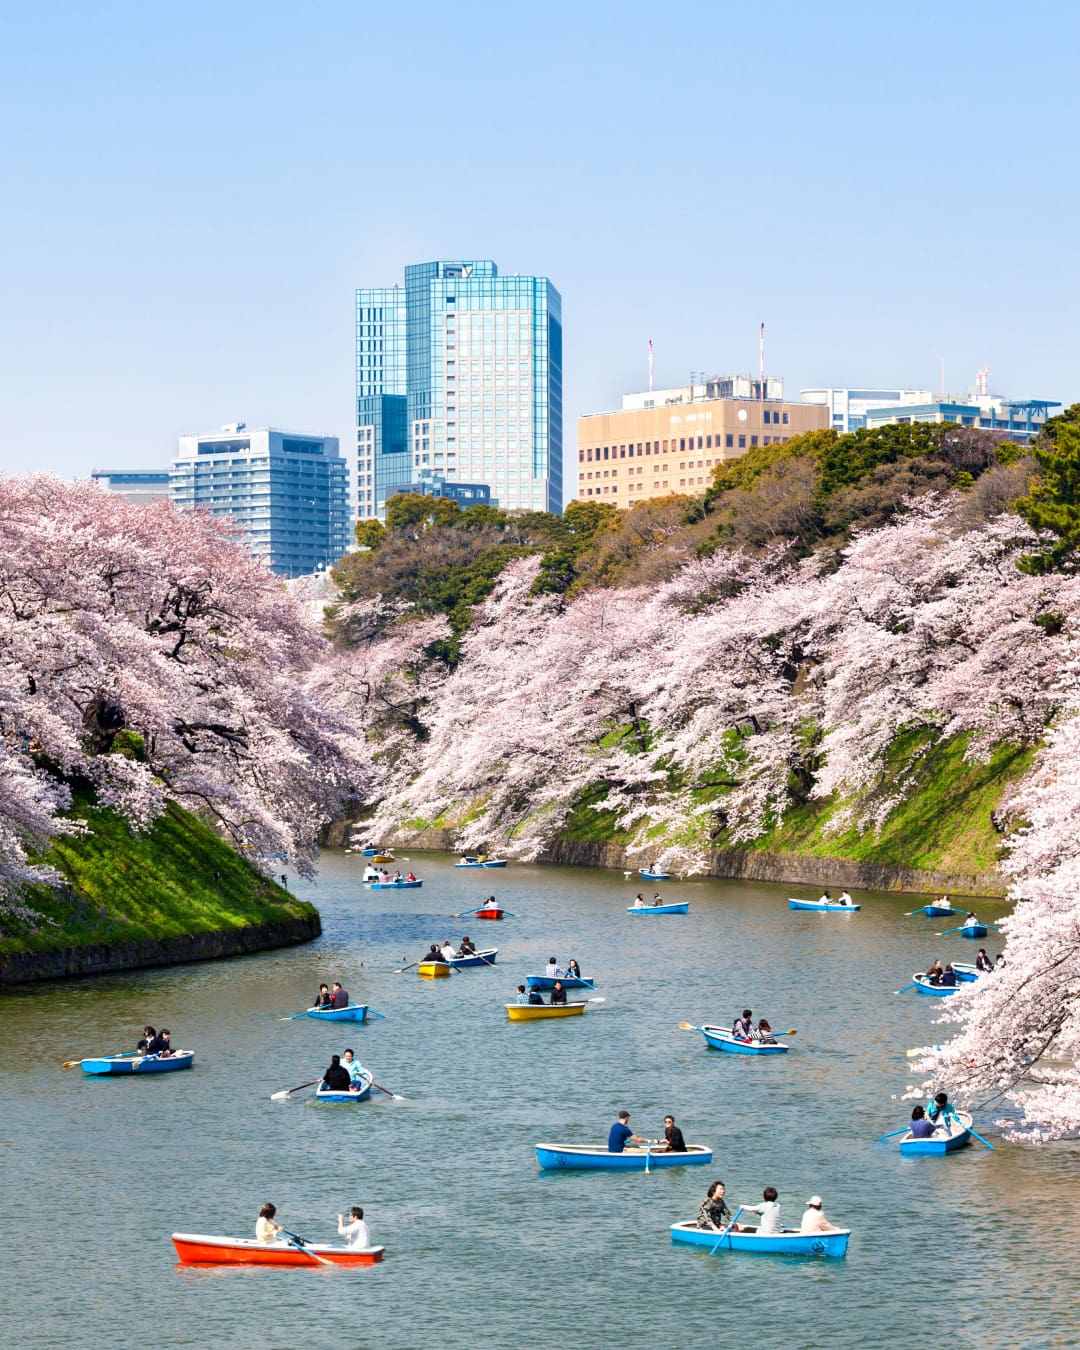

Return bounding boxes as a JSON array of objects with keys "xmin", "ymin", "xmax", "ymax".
[
  {"xmin": 314, "ymin": 1071, "xmax": 373, "ymax": 1104},
  {"xmin": 639, "ymin": 870, "xmax": 670, "ymax": 880},
  {"xmin": 952, "ymin": 963, "xmax": 980, "ymax": 983},
  {"xmin": 918, "ymin": 904, "xmax": 959, "ymax": 918},
  {"xmin": 960, "ymin": 924, "xmax": 987, "ymax": 938},
  {"xmin": 898, "ymin": 1110, "xmax": 973, "ymax": 1155},
  {"xmin": 299, "ymin": 1004, "xmax": 371, "ymax": 1023},
  {"xmin": 482, "ymin": 859, "xmax": 508, "ymax": 868},
  {"xmin": 447, "ymin": 948, "xmax": 498, "ymax": 969},
  {"xmin": 80, "ymin": 1050, "xmax": 194, "ymax": 1076},
  {"xmin": 455, "ymin": 857, "xmax": 507, "ymax": 868},
  {"xmin": 699, "ymin": 1026, "xmax": 789, "ymax": 1055},
  {"xmin": 627, "ymin": 902, "xmax": 689, "ymax": 916},
  {"xmin": 367, "ymin": 879, "xmax": 422, "ymax": 889},
  {"xmin": 913, "ymin": 973, "xmax": 960, "ymax": 997},
  {"xmin": 788, "ymin": 898, "xmax": 861, "ymax": 912},
  {"xmin": 536, "ymin": 1143, "xmax": 712, "ymax": 1170},
  {"xmin": 670, "ymin": 1221, "xmax": 850, "ymax": 1258},
  {"xmin": 359, "ymin": 848, "xmax": 378, "ymax": 857},
  {"xmin": 526, "ymin": 973, "xmax": 593, "ymax": 990}
]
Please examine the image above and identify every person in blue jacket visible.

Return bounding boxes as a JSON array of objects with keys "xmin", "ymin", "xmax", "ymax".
[{"xmin": 607, "ymin": 1110, "xmax": 648, "ymax": 1153}]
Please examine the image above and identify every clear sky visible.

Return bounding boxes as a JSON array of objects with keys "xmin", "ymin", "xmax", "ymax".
[{"xmin": 1, "ymin": 0, "xmax": 1077, "ymax": 482}]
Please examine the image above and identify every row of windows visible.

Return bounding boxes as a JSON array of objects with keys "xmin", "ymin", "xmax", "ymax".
[{"xmin": 580, "ymin": 433, "xmax": 794, "ymax": 464}]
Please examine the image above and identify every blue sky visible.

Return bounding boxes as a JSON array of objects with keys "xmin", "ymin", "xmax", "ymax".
[{"xmin": 1, "ymin": 0, "xmax": 1076, "ymax": 481}]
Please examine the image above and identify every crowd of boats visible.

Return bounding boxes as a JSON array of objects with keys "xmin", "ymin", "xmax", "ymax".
[{"xmin": 62, "ymin": 856, "xmax": 1002, "ymax": 1267}]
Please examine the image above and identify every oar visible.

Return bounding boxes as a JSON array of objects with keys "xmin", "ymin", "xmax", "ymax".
[
  {"xmin": 281, "ymin": 1008, "xmax": 322, "ymax": 1021},
  {"xmin": 894, "ymin": 982, "xmax": 918, "ymax": 995},
  {"xmin": 879, "ymin": 1126, "xmax": 911, "ymax": 1140},
  {"xmin": 270, "ymin": 1078, "xmax": 322, "ymax": 1101},
  {"xmin": 392, "ymin": 960, "xmax": 418, "ymax": 974},
  {"xmin": 709, "ymin": 1206, "xmax": 743, "ymax": 1256},
  {"xmin": 61, "ymin": 1059, "xmax": 84, "ymax": 1070},
  {"xmin": 450, "ymin": 905, "xmax": 485, "ymax": 918},
  {"xmin": 966, "ymin": 1124, "xmax": 995, "ymax": 1150},
  {"xmin": 678, "ymin": 1022, "xmax": 704, "ymax": 1032},
  {"xmin": 459, "ymin": 949, "xmax": 497, "ymax": 967},
  {"xmin": 905, "ymin": 1045, "xmax": 943, "ymax": 1058},
  {"xmin": 365, "ymin": 1008, "xmax": 388, "ymax": 1019},
  {"xmin": 903, "ymin": 906, "xmax": 930, "ymax": 917},
  {"xmin": 278, "ymin": 1227, "xmax": 333, "ymax": 1266},
  {"xmin": 585, "ymin": 997, "xmax": 606, "ymax": 1004},
  {"xmin": 644, "ymin": 1140, "xmax": 651, "ymax": 1174},
  {"xmin": 370, "ymin": 1078, "xmax": 406, "ymax": 1100}
]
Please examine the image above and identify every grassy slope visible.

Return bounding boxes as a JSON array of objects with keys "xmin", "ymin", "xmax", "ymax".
[{"xmin": 0, "ymin": 795, "xmax": 316, "ymax": 958}]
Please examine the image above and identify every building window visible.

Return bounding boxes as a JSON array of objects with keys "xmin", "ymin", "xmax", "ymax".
[
  {"xmin": 751, "ymin": 436, "xmax": 758, "ymax": 446},
  {"xmin": 783, "ymin": 412, "xmax": 789, "ymax": 424},
  {"xmin": 726, "ymin": 434, "xmax": 734, "ymax": 448},
  {"xmin": 738, "ymin": 435, "xmax": 746, "ymax": 448}
]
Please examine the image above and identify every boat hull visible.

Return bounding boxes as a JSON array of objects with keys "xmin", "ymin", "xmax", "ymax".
[
  {"xmin": 506, "ymin": 1001, "xmax": 586, "ymax": 1020},
  {"xmin": 300, "ymin": 1004, "xmax": 369, "ymax": 1022},
  {"xmin": 920, "ymin": 905, "xmax": 958, "ymax": 918},
  {"xmin": 700, "ymin": 1027, "xmax": 789, "ymax": 1055},
  {"xmin": 368, "ymin": 880, "xmax": 422, "ymax": 889},
  {"xmin": 474, "ymin": 909, "xmax": 504, "ymax": 920},
  {"xmin": 314, "ymin": 1076, "xmax": 373, "ymax": 1103},
  {"xmin": 526, "ymin": 974, "xmax": 593, "ymax": 990},
  {"xmin": 913, "ymin": 974, "xmax": 960, "ymax": 996},
  {"xmin": 788, "ymin": 899, "xmax": 861, "ymax": 912},
  {"xmin": 372, "ymin": 855, "xmax": 395, "ymax": 863},
  {"xmin": 670, "ymin": 1222, "xmax": 850, "ymax": 1257},
  {"xmin": 898, "ymin": 1111, "xmax": 973, "ymax": 1155},
  {"xmin": 418, "ymin": 962, "xmax": 451, "ymax": 978},
  {"xmin": 172, "ymin": 1233, "xmax": 384, "ymax": 1266},
  {"xmin": 627, "ymin": 902, "xmax": 689, "ymax": 916},
  {"xmin": 81, "ymin": 1051, "xmax": 194, "ymax": 1075},
  {"xmin": 960, "ymin": 924, "xmax": 987, "ymax": 938},
  {"xmin": 447, "ymin": 949, "xmax": 498, "ymax": 969},
  {"xmin": 952, "ymin": 963, "xmax": 980, "ymax": 982},
  {"xmin": 639, "ymin": 871, "xmax": 670, "ymax": 880},
  {"xmin": 536, "ymin": 1144, "xmax": 712, "ymax": 1170}
]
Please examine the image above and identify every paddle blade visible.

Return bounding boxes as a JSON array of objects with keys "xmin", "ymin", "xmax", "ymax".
[
  {"xmin": 61, "ymin": 1060, "xmax": 80, "ymax": 1070},
  {"xmin": 677, "ymin": 1022, "xmax": 699, "ymax": 1030},
  {"xmin": 270, "ymin": 1090, "xmax": 292, "ymax": 1101}
]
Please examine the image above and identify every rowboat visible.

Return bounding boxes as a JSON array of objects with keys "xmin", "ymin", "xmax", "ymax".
[
  {"xmin": 960, "ymin": 924, "xmax": 987, "ymax": 938},
  {"xmin": 359, "ymin": 848, "xmax": 378, "ymax": 857},
  {"xmin": 447, "ymin": 948, "xmax": 498, "ymax": 969},
  {"xmin": 172, "ymin": 1233, "xmax": 384, "ymax": 1267},
  {"xmin": 455, "ymin": 857, "xmax": 509, "ymax": 868},
  {"xmin": 898, "ymin": 1110, "xmax": 973, "ymax": 1155},
  {"xmin": 368, "ymin": 879, "xmax": 422, "ymax": 889},
  {"xmin": 314, "ymin": 1071, "xmax": 373, "ymax": 1103},
  {"xmin": 915, "ymin": 904, "xmax": 959, "ymax": 918},
  {"xmin": 80, "ymin": 1050, "xmax": 194, "ymax": 1075},
  {"xmin": 418, "ymin": 961, "xmax": 451, "ymax": 978},
  {"xmin": 788, "ymin": 898, "xmax": 861, "ymax": 912},
  {"xmin": 913, "ymin": 973, "xmax": 960, "ymax": 996},
  {"xmin": 372, "ymin": 854, "xmax": 395, "ymax": 864},
  {"xmin": 526, "ymin": 973, "xmax": 593, "ymax": 990},
  {"xmin": 535, "ymin": 1143, "xmax": 713, "ymax": 1170},
  {"xmin": 698, "ymin": 1026, "xmax": 789, "ymax": 1055},
  {"xmin": 627, "ymin": 902, "xmax": 689, "ymax": 916},
  {"xmin": 474, "ymin": 908, "xmax": 505, "ymax": 920},
  {"xmin": 670, "ymin": 1221, "xmax": 850, "ymax": 1258},
  {"xmin": 297, "ymin": 1003, "xmax": 371, "ymax": 1022},
  {"xmin": 952, "ymin": 963, "xmax": 980, "ymax": 982},
  {"xmin": 506, "ymin": 1001, "xmax": 586, "ymax": 1021},
  {"xmin": 639, "ymin": 870, "xmax": 670, "ymax": 880}
]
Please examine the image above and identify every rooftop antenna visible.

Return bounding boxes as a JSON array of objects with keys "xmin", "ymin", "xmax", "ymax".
[
  {"xmin": 759, "ymin": 323, "xmax": 765, "ymax": 402},
  {"xmin": 648, "ymin": 339, "xmax": 654, "ymax": 394}
]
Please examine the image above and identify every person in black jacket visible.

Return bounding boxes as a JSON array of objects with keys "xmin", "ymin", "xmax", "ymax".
[
  {"xmin": 322, "ymin": 1055, "xmax": 352, "ymax": 1091},
  {"xmin": 549, "ymin": 980, "xmax": 568, "ymax": 1005},
  {"xmin": 656, "ymin": 1115, "xmax": 687, "ymax": 1152}
]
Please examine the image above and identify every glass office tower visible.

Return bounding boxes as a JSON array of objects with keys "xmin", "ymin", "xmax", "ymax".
[
  {"xmin": 171, "ymin": 426, "xmax": 350, "ymax": 578},
  {"xmin": 355, "ymin": 260, "xmax": 562, "ymax": 519}
]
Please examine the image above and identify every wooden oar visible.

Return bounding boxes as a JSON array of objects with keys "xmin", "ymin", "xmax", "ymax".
[
  {"xmin": 278, "ymin": 1227, "xmax": 333, "ymax": 1266},
  {"xmin": 270, "ymin": 1078, "xmax": 322, "ymax": 1101},
  {"xmin": 709, "ymin": 1206, "xmax": 743, "ymax": 1255},
  {"xmin": 61, "ymin": 1059, "xmax": 84, "ymax": 1070}
]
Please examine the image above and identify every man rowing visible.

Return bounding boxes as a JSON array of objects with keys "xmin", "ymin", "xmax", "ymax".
[
  {"xmin": 732, "ymin": 1009, "xmax": 756, "ymax": 1041},
  {"xmin": 329, "ymin": 982, "xmax": 350, "ymax": 1009},
  {"xmin": 607, "ymin": 1110, "xmax": 649, "ymax": 1153}
]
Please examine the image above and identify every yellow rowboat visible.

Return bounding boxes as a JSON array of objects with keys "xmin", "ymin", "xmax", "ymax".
[
  {"xmin": 373, "ymin": 854, "xmax": 396, "ymax": 864},
  {"xmin": 418, "ymin": 962, "xmax": 451, "ymax": 979},
  {"xmin": 506, "ymin": 1001, "xmax": 586, "ymax": 1021}
]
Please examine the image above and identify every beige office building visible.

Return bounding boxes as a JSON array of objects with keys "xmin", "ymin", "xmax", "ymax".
[{"xmin": 575, "ymin": 379, "xmax": 828, "ymax": 506}]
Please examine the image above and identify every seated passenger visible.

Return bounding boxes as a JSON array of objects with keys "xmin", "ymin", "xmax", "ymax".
[
  {"xmin": 697, "ymin": 1179, "xmax": 746, "ymax": 1232},
  {"xmin": 837, "ymin": 892, "xmax": 853, "ymax": 906},
  {"xmin": 549, "ymin": 980, "xmax": 568, "ymax": 1005},
  {"xmin": 755, "ymin": 1019, "xmax": 777, "ymax": 1045},
  {"xmin": 656, "ymin": 1114, "xmax": 686, "ymax": 1152},
  {"xmin": 515, "ymin": 984, "xmax": 530, "ymax": 1005},
  {"xmin": 527, "ymin": 987, "xmax": 545, "ymax": 1005},
  {"xmin": 908, "ymin": 1105, "xmax": 936, "ymax": 1139},
  {"xmin": 800, "ymin": 1196, "xmax": 842, "ymax": 1233},
  {"xmin": 941, "ymin": 965, "xmax": 958, "ymax": 987},
  {"xmin": 329, "ymin": 982, "xmax": 349, "ymax": 1009},
  {"xmin": 566, "ymin": 959, "xmax": 581, "ymax": 980},
  {"xmin": 322, "ymin": 1055, "xmax": 352, "ymax": 1092},
  {"xmin": 975, "ymin": 948, "xmax": 993, "ymax": 973},
  {"xmin": 732, "ymin": 1009, "xmax": 755, "ymax": 1041},
  {"xmin": 136, "ymin": 1025, "xmax": 156, "ymax": 1051},
  {"xmin": 741, "ymin": 1186, "xmax": 781, "ymax": 1234},
  {"xmin": 256, "ymin": 1203, "xmax": 282, "ymax": 1243}
]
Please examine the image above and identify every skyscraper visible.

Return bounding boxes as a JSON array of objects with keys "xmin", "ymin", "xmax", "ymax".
[
  {"xmin": 356, "ymin": 260, "xmax": 562, "ymax": 520},
  {"xmin": 171, "ymin": 424, "xmax": 350, "ymax": 578}
]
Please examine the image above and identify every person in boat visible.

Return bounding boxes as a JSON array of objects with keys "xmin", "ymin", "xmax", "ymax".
[
  {"xmin": 907, "ymin": 1105, "xmax": 936, "ymax": 1139},
  {"xmin": 963, "ymin": 910, "xmax": 979, "ymax": 928},
  {"xmin": 566, "ymin": 958, "xmax": 581, "ymax": 980},
  {"xmin": 406, "ymin": 872, "xmax": 417, "ymax": 882},
  {"xmin": 550, "ymin": 980, "xmax": 568, "ymax": 1005},
  {"xmin": 697, "ymin": 1179, "xmax": 747, "ymax": 1232},
  {"xmin": 342, "ymin": 1049, "xmax": 367, "ymax": 1089},
  {"xmin": 322, "ymin": 1055, "xmax": 352, "ymax": 1092},
  {"xmin": 424, "ymin": 944, "xmax": 446, "ymax": 965},
  {"xmin": 607, "ymin": 1110, "xmax": 648, "ymax": 1153},
  {"xmin": 311, "ymin": 984, "xmax": 332, "ymax": 1010},
  {"xmin": 837, "ymin": 891, "xmax": 854, "ymax": 906},
  {"xmin": 928, "ymin": 1091, "xmax": 962, "ymax": 1132},
  {"xmin": 995, "ymin": 953, "xmax": 1006, "ymax": 969},
  {"xmin": 817, "ymin": 890, "xmax": 832, "ymax": 904},
  {"xmin": 156, "ymin": 1029, "xmax": 174, "ymax": 1058},
  {"xmin": 459, "ymin": 856, "xmax": 470, "ymax": 865},
  {"xmin": 732, "ymin": 1009, "xmax": 756, "ymax": 1041},
  {"xmin": 441, "ymin": 940, "xmax": 457, "ymax": 962},
  {"xmin": 925, "ymin": 960, "xmax": 944, "ymax": 985},
  {"xmin": 515, "ymin": 984, "xmax": 531, "ymax": 1004},
  {"xmin": 256, "ymin": 1203, "xmax": 283, "ymax": 1243},
  {"xmin": 938, "ymin": 894, "xmax": 950, "ymax": 907},
  {"xmin": 362, "ymin": 865, "xmax": 379, "ymax": 882},
  {"xmin": 144, "ymin": 1028, "xmax": 169, "ymax": 1056},
  {"xmin": 338, "ymin": 1206, "xmax": 371, "ymax": 1249},
  {"xmin": 655, "ymin": 1114, "xmax": 686, "ymax": 1153},
  {"xmin": 136, "ymin": 1025, "xmax": 156, "ymax": 1051},
  {"xmin": 800, "ymin": 1196, "xmax": 842, "ymax": 1234},
  {"xmin": 754, "ymin": 1019, "xmax": 777, "ymax": 1045},
  {"xmin": 941, "ymin": 964, "xmax": 958, "ymax": 987},
  {"xmin": 330, "ymin": 982, "xmax": 349, "ymax": 1009},
  {"xmin": 458, "ymin": 935, "xmax": 476, "ymax": 956},
  {"xmin": 527, "ymin": 986, "xmax": 545, "ymax": 1005},
  {"xmin": 651, "ymin": 892, "xmax": 663, "ymax": 906},
  {"xmin": 545, "ymin": 956, "xmax": 559, "ymax": 978},
  {"xmin": 976, "ymin": 948, "xmax": 993, "ymax": 973},
  {"xmin": 392, "ymin": 870, "xmax": 402, "ymax": 882},
  {"xmin": 633, "ymin": 892, "xmax": 647, "ymax": 908},
  {"xmin": 741, "ymin": 1186, "xmax": 782, "ymax": 1234}
]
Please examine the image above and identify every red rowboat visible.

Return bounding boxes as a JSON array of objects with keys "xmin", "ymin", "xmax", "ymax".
[
  {"xmin": 172, "ymin": 1233, "xmax": 384, "ymax": 1267},
  {"xmin": 475, "ymin": 908, "xmax": 504, "ymax": 920}
]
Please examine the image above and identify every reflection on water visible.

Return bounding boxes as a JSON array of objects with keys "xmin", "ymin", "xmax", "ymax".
[{"xmin": 0, "ymin": 853, "xmax": 1075, "ymax": 1350}]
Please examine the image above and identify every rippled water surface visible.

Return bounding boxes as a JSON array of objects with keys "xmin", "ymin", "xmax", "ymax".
[{"xmin": 1, "ymin": 854, "xmax": 1077, "ymax": 1349}]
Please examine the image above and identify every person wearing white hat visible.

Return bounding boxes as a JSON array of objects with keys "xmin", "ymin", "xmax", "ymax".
[{"xmin": 800, "ymin": 1195, "xmax": 842, "ymax": 1234}]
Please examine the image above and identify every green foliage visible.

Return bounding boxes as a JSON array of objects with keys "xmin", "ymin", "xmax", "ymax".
[
  {"xmin": 108, "ymin": 730, "xmax": 146, "ymax": 762},
  {"xmin": 1, "ymin": 792, "xmax": 316, "ymax": 957},
  {"xmin": 353, "ymin": 518, "xmax": 385, "ymax": 550},
  {"xmin": 1017, "ymin": 405, "xmax": 1080, "ymax": 573}
]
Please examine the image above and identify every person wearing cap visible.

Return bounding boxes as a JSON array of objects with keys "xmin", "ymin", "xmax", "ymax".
[{"xmin": 800, "ymin": 1196, "xmax": 842, "ymax": 1234}]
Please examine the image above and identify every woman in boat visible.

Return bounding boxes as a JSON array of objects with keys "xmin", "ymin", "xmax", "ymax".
[
  {"xmin": 549, "ymin": 980, "xmax": 568, "ymax": 1005},
  {"xmin": 940, "ymin": 964, "xmax": 958, "ymax": 987},
  {"xmin": 976, "ymin": 948, "xmax": 993, "ymax": 973},
  {"xmin": 633, "ymin": 893, "xmax": 647, "ymax": 908},
  {"xmin": 651, "ymin": 893, "xmax": 663, "ymax": 906},
  {"xmin": 144, "ymin": 1028, "xmax": 168, "ymax": 1055},
  {"xmin": 566, "ymin": 958, "xmax": 581, "ymax": 980},
  {"xmin": 741, "ymin": 1186, "xmax": 782, "ymax": 1234},
  {"xmin": 256, "ymin": 1203, "xmax": 282, "ymax": 1243},
  {"xmin": 697, "ymin": 1180, "xmax": 746, "ymax": 1232},
  {"xmin": 963, "ymin": 910, "xmax": 979, "ymax": 928},
  {"xmin": 425, "ymin": 944, "xmax": 446, "ymax": 965},
  {"xmin": 925, "ymin": 960, "xmax": 943, "ymax": 985},
  {"xmin": 322, "ymin": 1055, "xmax": 353, "ymax": 1092},
  {"xmin": 312, "ymin": 984, "xmax": 332, "ymax": 1009},
  {"xmin": 338, "ymin": 1206, "xmax": 371, "ymax": 1249},
  {"xmin": 732, "ymin": 1010, "xmax": 755, "ymax": 1041},
  {"xmin": 406, "ymin": 872, "xmax": 417, "ymax": 882},
  {"xmin": 656, "ymin": 1114, "xmax": 686, "ymax": 1152},
  {"xmin": 817, "ymin": 890, "xmax": 832, "ymax": 904},
  {"xmin": 136, "ymin": 1025, "xmax": 156, "ymax": 1051},
  {"xmin": 441, "ymin": 940, "xmax": 457, "ymax": 962},
  {"xmin": 907, "ymin": 1105, "xmax": 936, "ymax": 1139},
  {"xmin": 755, "ymin": 1019, "xmax": 777, "ymax": 1045}
]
